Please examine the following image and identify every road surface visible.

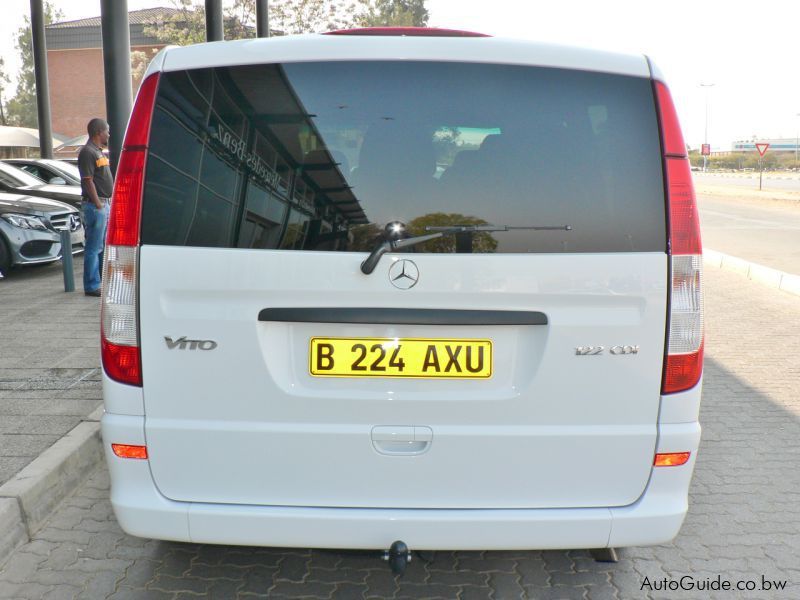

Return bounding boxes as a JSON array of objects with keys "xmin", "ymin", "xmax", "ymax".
[
  {"xmin": 694, "ymin": 172, "xmax": 800, "ymax": 192},
  {"xmin": 696, "ymin": 187, "xmax": 800, "ymax": 275}
]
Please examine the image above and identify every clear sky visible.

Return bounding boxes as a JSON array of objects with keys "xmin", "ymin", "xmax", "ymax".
[{"xmin": 1, "ymin": 0, "xmax": 799, "ymax": 150}]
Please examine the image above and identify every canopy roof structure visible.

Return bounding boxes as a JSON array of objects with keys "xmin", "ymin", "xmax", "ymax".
[{"xmin": 0, "ymin": 126, "xmax": 65, "ymax": 149}]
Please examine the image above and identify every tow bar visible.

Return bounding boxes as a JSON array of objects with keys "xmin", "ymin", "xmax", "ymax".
[{"xmin": 382, "ymin": 540, "xmax": 412, "ymax": 576}]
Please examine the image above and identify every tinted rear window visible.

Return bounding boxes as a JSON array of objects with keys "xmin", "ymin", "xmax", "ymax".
[{"xmin": 141, "ymin": 61, "xmax": 665, "ymax": 253}]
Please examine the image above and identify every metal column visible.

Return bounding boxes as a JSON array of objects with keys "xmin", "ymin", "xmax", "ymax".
[
  {"xmin": 206, "ymin": 0, "xmax": 224, "ymax": 42},
  {"xmin": 30, "ymin": 0, "xmax": 53, "ymax": 159},
  {"xmin": 256, "ymin": 0, "xmax": 270, "ymax": 38},
  {"xmin": 100, "ymin": 0, "xmax": 132, "ymax": 174}
]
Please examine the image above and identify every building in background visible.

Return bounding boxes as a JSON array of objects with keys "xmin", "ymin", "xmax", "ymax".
[
  {"xmin": 45, "ymin": 8, "xmax": 178, "ymax": 141},
  {"xmin": 731, "ymin": 138, "xmax": 800, "ymax": 153},
  {"xmin": 0, "ymin": 125, "xmax": 66, "ymax": 159}
]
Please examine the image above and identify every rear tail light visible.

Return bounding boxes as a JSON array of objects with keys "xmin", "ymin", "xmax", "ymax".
[
  {"xmin": 107, "ymin": 149, "xmax": 147, "ymax": 247},
  {"xmin": 101, "ymin": 73, "xmax": 159, "ymax": 387},
  {"xmin": 664, "ymin": 255, "xmax": 704, "ymax": 392},
  {"xmin": 655, "ymin": 82, "xmax": 704, "ymax": 395},
  {"xmin": 102, "ymin": 246, "xmax": 141, "ymax": 384},
  {"xmin": 654, "ymin": 452, "xmax": 690, "ymax": 467}
]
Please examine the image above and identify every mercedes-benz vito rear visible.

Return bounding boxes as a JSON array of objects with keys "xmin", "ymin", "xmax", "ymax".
[{"xmin": 101, "ymin": 29, "xmax": 704, "ymax": 553}]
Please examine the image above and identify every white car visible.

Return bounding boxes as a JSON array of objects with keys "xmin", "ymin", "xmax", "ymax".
[{"xmin": 100, "ymin": 28, "xmax": 703, "ymax": 570}]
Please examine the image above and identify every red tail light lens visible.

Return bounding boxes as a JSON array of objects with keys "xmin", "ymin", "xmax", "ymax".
[
  {"xmin": 655, "ymin": 82, "xmax": 686, "ymax": 157},
  {"xmin": 666, "ymin": 157, "xmax": 701, "ymax": 255},
  {"xmin": 107, "ymin": 73, "xmax": 159, "ymax": 247},
  {"xmin": 656, "ymin": 81, "xmax": 704, "ymax": 395},
  {"xmin": 107, "ymin": 149, "xmax": 146, "ymax": 247},
  {"xmin": 663, "ymin": 343, "xmax": 704, "ymax": 394},
  {"xmin": 102, "ymin": 338, "xmax": 142, "ymax": 386},
  {"xmin": 122, "ymin": 73, "xmax": 160, "ymax": 147}
]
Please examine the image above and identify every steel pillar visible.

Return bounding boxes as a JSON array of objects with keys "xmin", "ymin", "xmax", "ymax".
[
  {"xmin": 59, "ymin": 230, "xmax": 75, "ymax": 292},
  {"xmin": 206, "ymin": 0, "xmax": 224, "ymax": 42},
  {"xmin": 256, "ymin": 0, "xmax": 269, "ymax": 38},
  {"xmin": 30, "ymin": 0, "xmax": 53, "ymax": 158},
  {"xmin": 100, "ymin": 0, "xmax": 132, "ymax": 174}
]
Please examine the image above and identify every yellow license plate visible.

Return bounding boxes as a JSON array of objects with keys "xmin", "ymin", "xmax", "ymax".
[{"xmin": 309, "ymin": 337, "xmax": 492, "ymax": 379}]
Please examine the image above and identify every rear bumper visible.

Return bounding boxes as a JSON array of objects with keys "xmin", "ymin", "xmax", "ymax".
[{"xmin": 102, "ymin": 414, "xmax": 700, "ymax": 550}]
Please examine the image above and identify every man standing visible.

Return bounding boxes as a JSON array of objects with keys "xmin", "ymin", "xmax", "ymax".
[{"xmin": 78, "ymin": 118, "xmax": 113, "ymax": 297}]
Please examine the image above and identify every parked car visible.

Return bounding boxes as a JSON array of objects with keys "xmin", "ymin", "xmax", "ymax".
[
  {"xmin": 100, "ymin": 29, "xmax": 704, "ymax": 569},
  {"xmin": 0, "ymin": 192, "xmax": 84, "ymax": 275},
  {"xmin": 0, "ymin": 161, "xmax": 82, "ymax": 209},
  {"xmin": 4, "ymin": 158, "xmax": 82, "ymax": 186}
]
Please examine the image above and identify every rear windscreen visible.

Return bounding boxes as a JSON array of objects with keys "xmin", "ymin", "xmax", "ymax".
[{"xmin": 141, "ymin": 61, "xmax": 665, "ymax": 253}]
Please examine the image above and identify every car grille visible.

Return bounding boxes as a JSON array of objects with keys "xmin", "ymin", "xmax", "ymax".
[{"xmin": 50, "ymin": 212, "xmax": 81, "ymax": 232}]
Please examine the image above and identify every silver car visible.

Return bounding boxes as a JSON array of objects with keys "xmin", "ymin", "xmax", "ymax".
[
  {"xmin": 0, "ymin": 161, "xmax": 83, "ymax": 209},
  {"xmin": 0, "ymin": 192, "xmax": 84, "ymax": 275},
  {"xmin": 4, "ymin": 158, "xmax": 82, "ymax": 186}
]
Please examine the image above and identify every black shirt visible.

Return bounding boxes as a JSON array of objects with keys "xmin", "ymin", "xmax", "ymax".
[{"xmin": 78, "ymin": 142, "xmax": 114, "ymax": 199}]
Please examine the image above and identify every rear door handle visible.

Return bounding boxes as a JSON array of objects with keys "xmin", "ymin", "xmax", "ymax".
[{"xmin": 371, "ymin": 426, "xmax": 432, "ymax": 455}]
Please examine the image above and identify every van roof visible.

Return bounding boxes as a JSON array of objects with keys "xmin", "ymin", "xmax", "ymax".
[{"xmin": 151, "ymin": 33, "xmax": 652, "ymax": 80}]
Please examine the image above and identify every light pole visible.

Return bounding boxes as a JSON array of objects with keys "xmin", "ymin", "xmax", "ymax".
[{"xmin": 700, "ymin": 83, "xmax": 715, "ymax": 172}]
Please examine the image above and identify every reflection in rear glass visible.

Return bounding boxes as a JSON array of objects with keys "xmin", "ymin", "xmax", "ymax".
[{"xmin": 141, "ymin": 62, "xmax": 665, "ymax": 254}]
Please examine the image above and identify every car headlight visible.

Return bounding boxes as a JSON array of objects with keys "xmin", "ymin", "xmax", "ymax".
[{"xmin": 1, "ymin": 213, "xmax": 49, "ymax": 231}]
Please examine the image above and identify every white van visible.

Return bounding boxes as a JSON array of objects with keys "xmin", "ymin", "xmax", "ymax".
[{"xmin": 100, "ymin": 28, "xmax": 703, "ymax": 562}]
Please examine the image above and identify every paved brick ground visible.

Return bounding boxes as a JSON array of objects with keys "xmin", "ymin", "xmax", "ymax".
[
  {"xmin": 1, "ymin": 267, "xmax": 798, "ymax": 599},
  {"xmin": 0, "ymin": 261, "xmax": 102, "ymax": 486}
]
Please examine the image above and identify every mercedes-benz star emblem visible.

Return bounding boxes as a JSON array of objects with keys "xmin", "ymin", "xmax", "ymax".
[{"xmin": 388, "ymin": 259, "xmax": 419, "ymax": 290}]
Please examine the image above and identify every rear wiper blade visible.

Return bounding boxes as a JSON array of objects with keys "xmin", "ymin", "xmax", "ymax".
[
  {"xmin": 424, "ymin": 225, "xmax": 573, "ymax": 233},
  {"xmin": 360, "ymin": 223, "xmax": 572, "ymax": 275}
]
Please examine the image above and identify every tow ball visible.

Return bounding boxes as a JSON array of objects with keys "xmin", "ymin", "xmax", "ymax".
[{"xmin": 382, "ymin": 540, "xmax": 412, "ymax": 576}]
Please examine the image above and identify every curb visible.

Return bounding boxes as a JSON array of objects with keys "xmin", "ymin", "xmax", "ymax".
[
  {"xmin": 704, "ymin": 248, "xmax": 800, "ymax": 297},
  {"xmin": 0, "ymin": 410, "xmax": 104, "ymax": 567}
]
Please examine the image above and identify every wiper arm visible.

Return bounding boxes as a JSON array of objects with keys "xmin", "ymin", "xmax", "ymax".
[
  {"xmin": 360, "ymin": 232, "xmax": 444, "ymax": 274},
  {"xmin": 424, "ymin": 225, "xmax": 573, "ymax": 233},
  {"xmin": 360, "ymin": 223, "xmax": 572, "ymax": 275}
]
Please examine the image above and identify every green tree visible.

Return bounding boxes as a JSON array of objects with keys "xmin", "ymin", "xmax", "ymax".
[
  {"xmin": 407, "ymin": 213, "xmax": 498, "ymax": 253},
  {"xmin": 269, "ymin": 0, "xmax": 370, "ymax": 34},
  {"xmin": 347, "ymin": 222, "xmax": 382, "ymax": 251},
  {"xmin": 432, "ymin": 126, "xmax": 464, "ymax": 167},
  {"xmin": 144, "ymin": 0, "xmax": 256, "ymax": 46},
  {"xmin": 145, "ymin": 0, "xmax": 370, "ymax": 44},
  {"xmin": 130, "ymin": 49, "xmax": 161, "ymax": 90},
  {"xmin": 6, "ymin": 1, "xmax": 63, "ymax": 128},
  {"xmin": 144, "ymin": 0, "xmax": 206, "ymax": 46},
  {"xmin": 0, "ymin": 58, "xmax": 10, "ymax": 126},
  {"xmin": 361, "ymin": 0, "xmax": 429, "ymax": 27}
]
